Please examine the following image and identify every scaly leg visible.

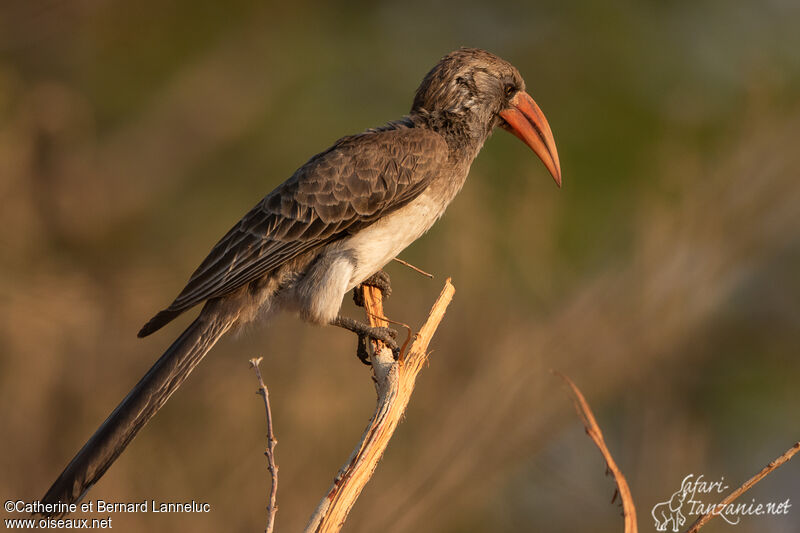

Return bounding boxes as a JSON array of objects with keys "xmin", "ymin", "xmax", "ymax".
[
  {"xmin": 353, "ymin": 270, "xmax": 392, "ymax": 307},
  {"xmin": 332, "ymin": 315, "xmax": 399, "ymax": 364}
]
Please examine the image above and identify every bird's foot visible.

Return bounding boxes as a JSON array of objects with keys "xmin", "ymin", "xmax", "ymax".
[
  {"xmin": 332, "ymin": 316, "xmax": 399, "ymax": 364},
  {"xmin": 353, "ymin": 270, "xmax": 392, "ymax": 307}
]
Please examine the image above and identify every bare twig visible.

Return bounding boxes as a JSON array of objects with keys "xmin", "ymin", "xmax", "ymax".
[
  {"xmin": 392, "ymin": 257, "xmax": 434, "ymax": 278},
  {"xmin": 304, "ymin": 279, "xmax": 456, "ymax": 533},
  {"xmin": 555, "ymin": 371, "xmax": 638, "ymax": 533},
  {"xmin": 684, "ymin": 441, "xmax": 800, "ymax": 533},
  {"xmin": 249, "ymin": 357, "xmax": 278, "ymax": 533}
]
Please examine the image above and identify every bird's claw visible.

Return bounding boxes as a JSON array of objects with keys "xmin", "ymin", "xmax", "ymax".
[
  {"xmin": 332, "ymin": 315, "xmax": 399, "ymax": 364},
  {"xmin": 356, "ymin": 335, "xmax": 371, "ymax": 365},
  {"xmin": 353, "ymin": 270, "xmax": 392, "ymax": 307},
  {"xmin": 355, "ymin": 326, "xmax": 399, "ymax": 364}
]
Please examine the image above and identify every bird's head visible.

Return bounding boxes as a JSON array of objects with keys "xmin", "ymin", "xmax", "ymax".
[{"xmin": 412, "ymin": 48, "xmax": 561, "ymax": 187}]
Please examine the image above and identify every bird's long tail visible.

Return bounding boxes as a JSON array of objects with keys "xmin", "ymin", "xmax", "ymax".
[{"xmin": 40, "ymin": 306, "xmax": 236, "ymax": 514}]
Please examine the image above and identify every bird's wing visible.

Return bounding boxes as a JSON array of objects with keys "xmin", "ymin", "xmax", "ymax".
[{"xmin": 139, "ymin": 125, "xmax": 447, "ymax": 336}]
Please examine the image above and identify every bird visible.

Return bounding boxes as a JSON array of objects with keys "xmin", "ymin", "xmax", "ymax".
[{"xmin": 40, "ymin": 47, "xmax": 561, "ymax": 511}]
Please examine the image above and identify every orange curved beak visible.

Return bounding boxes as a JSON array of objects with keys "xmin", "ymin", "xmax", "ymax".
[{"xmin": 499, "ymin": 91, "xmax": 562, "ymax": 187}]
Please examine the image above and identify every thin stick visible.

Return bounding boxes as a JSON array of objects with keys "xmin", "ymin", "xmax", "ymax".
[
  {"xmin": 555, "ymin": 371, "xmax": 638, "ymax": 533},
  {"xmin": 249, "ymin": 357, "xmax": 278, "ymax": 533},
  {"xmin": 684, "ymin": 441, "xmax": 800, "ymax": 533},
  {"xmin": 393, "ymin": 257, "xmax": 434, "ymax": 278},
  {"xmin": 304, "ymin": 279, "xmax": 456, "ymax": 533}
]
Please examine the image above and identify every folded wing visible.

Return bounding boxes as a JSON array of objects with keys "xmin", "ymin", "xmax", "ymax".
[{"xmin": 138, "ymin": 124, "xmax": 446, "ymax": 337}]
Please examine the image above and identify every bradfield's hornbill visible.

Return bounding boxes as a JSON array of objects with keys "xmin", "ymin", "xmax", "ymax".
[{"xmin": 41, "ymin": 48, "xmax": 561, "ymax": 512}]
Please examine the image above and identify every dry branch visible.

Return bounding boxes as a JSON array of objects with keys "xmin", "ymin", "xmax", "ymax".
[
  {"xmin": 684, "ymin": 441, "xmax": 800, "ymax": 533},
  {"xmin": 304, "ymin": 279, "xmax": 456, "ymax": 533},
  {"xmin": 249, "ymin": 357, "xmax": 278, "ymax": 533},
  {"xmin": 556, "ymin": 372, "xmax": 638, "ymax": 533}
]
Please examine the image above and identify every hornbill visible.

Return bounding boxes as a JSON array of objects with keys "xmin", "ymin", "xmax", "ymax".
[{"xmin": 41, "ymin": 47, "xmax": 561, "ymax": 511}]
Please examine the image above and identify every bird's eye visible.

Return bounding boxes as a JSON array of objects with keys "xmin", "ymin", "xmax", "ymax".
[{"xmin": 504, "ymin": 84, "xmax": 516, "ymax": 97}]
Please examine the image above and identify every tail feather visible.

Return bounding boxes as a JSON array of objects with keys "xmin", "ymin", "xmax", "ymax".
[
  {"xmin": 137, "ymin": 308, "xmax": 184, "ymax": 338},
  {"xmin": 40, "ymin": 308, "xmax": 235, "ymax": 514}
]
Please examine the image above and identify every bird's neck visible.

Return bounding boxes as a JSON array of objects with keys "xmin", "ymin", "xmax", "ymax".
[{"xmin": 411, "ymin": 109, "xmax": 491, "ymax": 162}]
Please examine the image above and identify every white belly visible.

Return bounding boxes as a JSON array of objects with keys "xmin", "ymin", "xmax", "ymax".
[
  {"xmin": 283, "ymin": 189, "xmax": 450, "ymax": 325},
  {"xmin": 341, "ymin": 191, "xmax": 444, "ymax": 288}
]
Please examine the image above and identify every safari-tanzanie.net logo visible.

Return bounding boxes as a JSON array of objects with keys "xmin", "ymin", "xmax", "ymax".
[{"xmin": 651, "ymin": 474, "xmax": 791, "ymax": 531}]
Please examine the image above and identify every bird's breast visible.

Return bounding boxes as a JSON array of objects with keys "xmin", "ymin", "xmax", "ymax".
[{"xmin": 339, "ymin": 190, "xmax": 450, "ymax": 289}]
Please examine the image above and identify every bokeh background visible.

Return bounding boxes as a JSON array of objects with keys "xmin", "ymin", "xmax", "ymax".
[{"xmin": 2, "ymin": 1, "xmax": 799, "ymax": 532}]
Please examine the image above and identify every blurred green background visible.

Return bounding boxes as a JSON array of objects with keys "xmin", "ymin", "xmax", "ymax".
[{"xmin": 1, "ymin": 1, "xmax": 799, "ymax": 532}]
